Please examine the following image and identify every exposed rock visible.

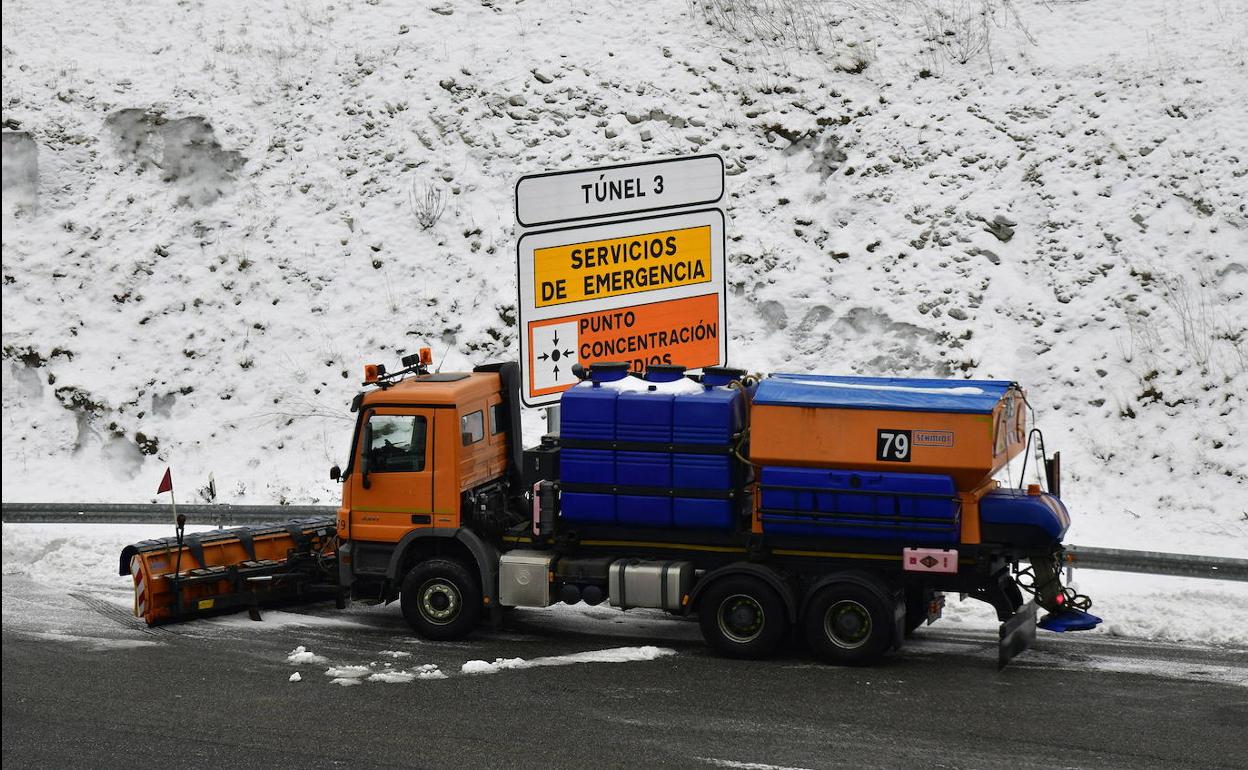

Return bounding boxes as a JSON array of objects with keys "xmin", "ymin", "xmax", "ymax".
[
  {"xmin": 1, "ymin": 131, "xmax": 39, "ymax": 212},
  {"xmin": 104, "ymin": 109, "xmax": 244, "ymax": 206},
  {"xmin": 983, "ymin": 214, "xmax": 1016, "ymax": 242}
]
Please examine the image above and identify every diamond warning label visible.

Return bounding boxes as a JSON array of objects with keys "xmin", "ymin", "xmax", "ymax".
[{"xmin": 526, "ymin": 294, "xmax": 721, "ymax": 399}]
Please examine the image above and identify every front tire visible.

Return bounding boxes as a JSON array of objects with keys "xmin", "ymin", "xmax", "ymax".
[
  {"xmin": 400, "ymin": 558, "xmax": 482, "ymax": 640},
  {"xmin": 697, "ymin": 575, "xmax": 789, "ymax": 660},
  {"xmin": 805, "ymin": 582, "xmax": 894, "ymax": 666}
]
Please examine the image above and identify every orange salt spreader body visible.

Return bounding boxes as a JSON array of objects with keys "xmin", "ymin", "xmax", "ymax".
[{"xmin": 748, "ymin": 374, "xmax": 1028, "ymax": 545}]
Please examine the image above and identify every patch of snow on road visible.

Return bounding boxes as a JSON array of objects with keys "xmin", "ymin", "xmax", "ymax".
[
  {"xmin": 367, "ymin": 669, "xmax": 416, "ymax": 684},
  {"xmin": 461, "ymin": 646, "xmax": 677, "ymax": 675},
  {"xmin": 317, "ymin": 660, "xmax": 446, "ymax": 684},
  {"xmin": 696, "ymin": 758, "xmax": 815, "ymax": 770},
  {"xmin": 461, "ymin": 657, "xmax": 528, "ymax": 675},
  {"xmin": 364, "ymin": 661, "xmax": 446, "ymax": 683},
  {"xmin": 286, "ymin": 646, "xmax": 328, "ymax": 666},
  {"xmin": 415, "ymin": 664, "xmax": 448, "ymax": 680}
]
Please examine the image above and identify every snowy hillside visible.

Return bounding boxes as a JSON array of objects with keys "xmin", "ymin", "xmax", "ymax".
[{"xmin": 2, "ymin": 0, "xmax": 1245, "ymax": 553}]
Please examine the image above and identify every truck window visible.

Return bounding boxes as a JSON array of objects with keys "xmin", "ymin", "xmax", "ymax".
[
  {"xmin": 461, "ymin": 410, "xmax": 484, "ymax": 445},
  {"xmin": 489, "ymin": 403, "xmax": 505, "ymax": 436},
  {"xmin": 366, "ymin": 414, "xmax": 427, "ymax": 472}
]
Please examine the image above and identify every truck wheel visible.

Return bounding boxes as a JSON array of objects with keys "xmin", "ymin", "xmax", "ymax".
[
  {"xmin": 805, "ymin": 583, "xmax": 893, "ymax": 666},
  {"xmin": 400, "ymin": 558, "xmax": 481, "ymax": 641},
  {"xmin": 698, "ymin": 576, "xmax": 789, "ymax": 660}
]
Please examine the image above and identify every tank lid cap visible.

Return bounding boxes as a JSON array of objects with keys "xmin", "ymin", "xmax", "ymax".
[
  {"xmin": 588, "ymin": 362, "xmax": 630, "ymax": 383},
  {"xmin": 644, "ymin": 364, "xmax": 686, "ymax": 383},
  {"xmin": 702, "ymin": 366, "xmax": 746, "ymax": 387}
]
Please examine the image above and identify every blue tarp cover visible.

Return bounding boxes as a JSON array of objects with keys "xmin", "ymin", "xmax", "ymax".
[{"xmin": 754, "ymin": 374, "xmax": 1017, "ymax": 414}]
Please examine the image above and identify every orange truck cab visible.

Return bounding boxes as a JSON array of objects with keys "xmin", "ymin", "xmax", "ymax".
[{"xmin": 333, "ymin": 360, "xmax": 525, "ymax": 629}]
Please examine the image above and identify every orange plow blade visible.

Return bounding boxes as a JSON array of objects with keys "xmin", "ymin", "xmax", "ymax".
[{"xmin": 119, "ymin": 517, "xmax": 340, "ymax": 625}]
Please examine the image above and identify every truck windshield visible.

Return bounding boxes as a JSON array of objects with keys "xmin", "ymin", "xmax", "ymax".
[{"xmin": 366, "ymin": 414, "xmax": 427, "ymax": 473}]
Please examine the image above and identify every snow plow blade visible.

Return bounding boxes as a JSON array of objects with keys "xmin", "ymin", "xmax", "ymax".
[{"xmin": 119, "ymin": 517, "xmax": 339, "ymax": 625}]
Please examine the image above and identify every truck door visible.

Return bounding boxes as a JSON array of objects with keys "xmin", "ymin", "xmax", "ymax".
[{"xmin": 350, "ymin": 408, "xmax": 437, "ymax": 543}]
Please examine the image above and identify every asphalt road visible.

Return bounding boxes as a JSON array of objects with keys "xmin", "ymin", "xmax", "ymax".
[{"xmin": 3, "ymin": 574, "xmax": 1247, "ymax": 770}]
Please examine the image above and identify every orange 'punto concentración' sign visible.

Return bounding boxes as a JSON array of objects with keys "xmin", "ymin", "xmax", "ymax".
[{"xmin": 526, "ymin": 293, "xmax": 720, "ymax": 397}]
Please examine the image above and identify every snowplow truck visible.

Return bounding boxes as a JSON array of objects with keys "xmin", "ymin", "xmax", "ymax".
[{"xmin": 121, "ymin": 355, "xmax": 1100, "ymax": 667}]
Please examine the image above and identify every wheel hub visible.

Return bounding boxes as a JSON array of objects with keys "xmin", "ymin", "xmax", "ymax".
[
  {"xmin": 718, "ymin": 594, "xmax": 765, "ymax": 644},
  {"xmin": 825, "ymin": 599, "xmax": 871, "ymax": 649},
  {"xmin": 419, "ymin": 579, "xmax": 461, "ymax": 625}
]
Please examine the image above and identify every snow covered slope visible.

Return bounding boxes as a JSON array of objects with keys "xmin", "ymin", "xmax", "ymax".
[{"xmin": 2, "ymin": 0, "xmax": 1245, "ymax": 553}]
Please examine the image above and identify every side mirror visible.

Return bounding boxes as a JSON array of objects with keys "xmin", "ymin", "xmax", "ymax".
[{"xmin": 329, "ymin": 465, "xmax": 341, "ymax": 482}]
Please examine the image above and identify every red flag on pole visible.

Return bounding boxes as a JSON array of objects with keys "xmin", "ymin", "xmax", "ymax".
[{"xmin": 157, "ymin": 468, "xmax": 173, "ymax": 495}]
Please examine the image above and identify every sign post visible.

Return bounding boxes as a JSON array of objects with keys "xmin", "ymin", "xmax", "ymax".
[{"xmin": 515, "ymin": 155, "xmax": 728, "ymax": 408}]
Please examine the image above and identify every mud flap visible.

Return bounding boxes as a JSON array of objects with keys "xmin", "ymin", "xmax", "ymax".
[
  {"xmin": 998, "ymin": 600, "xmax": 1037, "ymax": 669},
  {"xmin": 892, "ymin": 594, "xmax": 907, "ymax": 651}
]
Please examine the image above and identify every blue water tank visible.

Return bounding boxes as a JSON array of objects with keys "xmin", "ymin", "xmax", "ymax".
[
  {"xmin": 616, "ymin": 389, "xmax": 673, "ymax": 487},
  {"xmin": 759, "ymin": 467, "xmax": 958, "ymax": 544},
  {"xmin": 560, "ymin": 492, "xmax": 616, "ymax": 524},
  {"xmin": 670, "ymin": 386, "xmax": 743, "ymax": 530},
  {"xmin": 673, "ymin": 387, "xmax": 744, "ymax": 444},
  {"xmin": 617, "ymin": 495, "xmax": 673, "ymax": 528},
  {"xmin": 616, "ymin": 389, "xmax": 674, "ymax": 443},
  {"xmin": 673, "ymin": 386, "xmax": 742, "ymax": 491},
  {"xmin": 673, "ymin": 497, "xmax": 735, "ymax": 530},
  {"xmin": 560, "ymin": 384, "xmax": 617, "ymax": 524},
  {"xmin": 561, "ymin": 384, "xmax": 617, "ymax": 441},
  {"xmin": 560, "ymin": 384, "xmax": 616, "ymax": 486}
]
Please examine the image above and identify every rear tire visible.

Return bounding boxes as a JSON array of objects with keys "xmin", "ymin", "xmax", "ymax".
[
  {"xmin": 805, "ymin": 582, "xmax": 894, "ymax": 666},
  {"xmin": 697, "ymin": 575, "xmax": 789, "ymax": 660},
  {"xmin": 400, "ymin": 558, "xmax": 482, "ymax": 641}
]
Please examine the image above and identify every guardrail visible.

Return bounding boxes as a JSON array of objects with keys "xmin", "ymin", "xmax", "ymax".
[
  {"xmin": 0, "ymin": 502, "xmax": 335, "ymax": 526},
  {"xmin": 1062, "ymin": 545, "xmax": 1248, "ymax": 582},
  {"xmin": 3, "ymin": 503, "xmax": 1246, "ymax": 582}
]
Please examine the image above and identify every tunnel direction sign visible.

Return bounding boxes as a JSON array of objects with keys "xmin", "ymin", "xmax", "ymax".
[
  {"xmin": 515, "ymin": 154, "xmax": 725, "ymax": 228},
  {"xmin": 515, "ymin": 155, "xmax": 727, "ymax": 407}
]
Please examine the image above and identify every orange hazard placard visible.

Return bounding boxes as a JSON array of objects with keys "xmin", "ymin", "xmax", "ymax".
[{"xmin": 526, "ymin": 293, "xmax": 721, "ymax": 398}]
